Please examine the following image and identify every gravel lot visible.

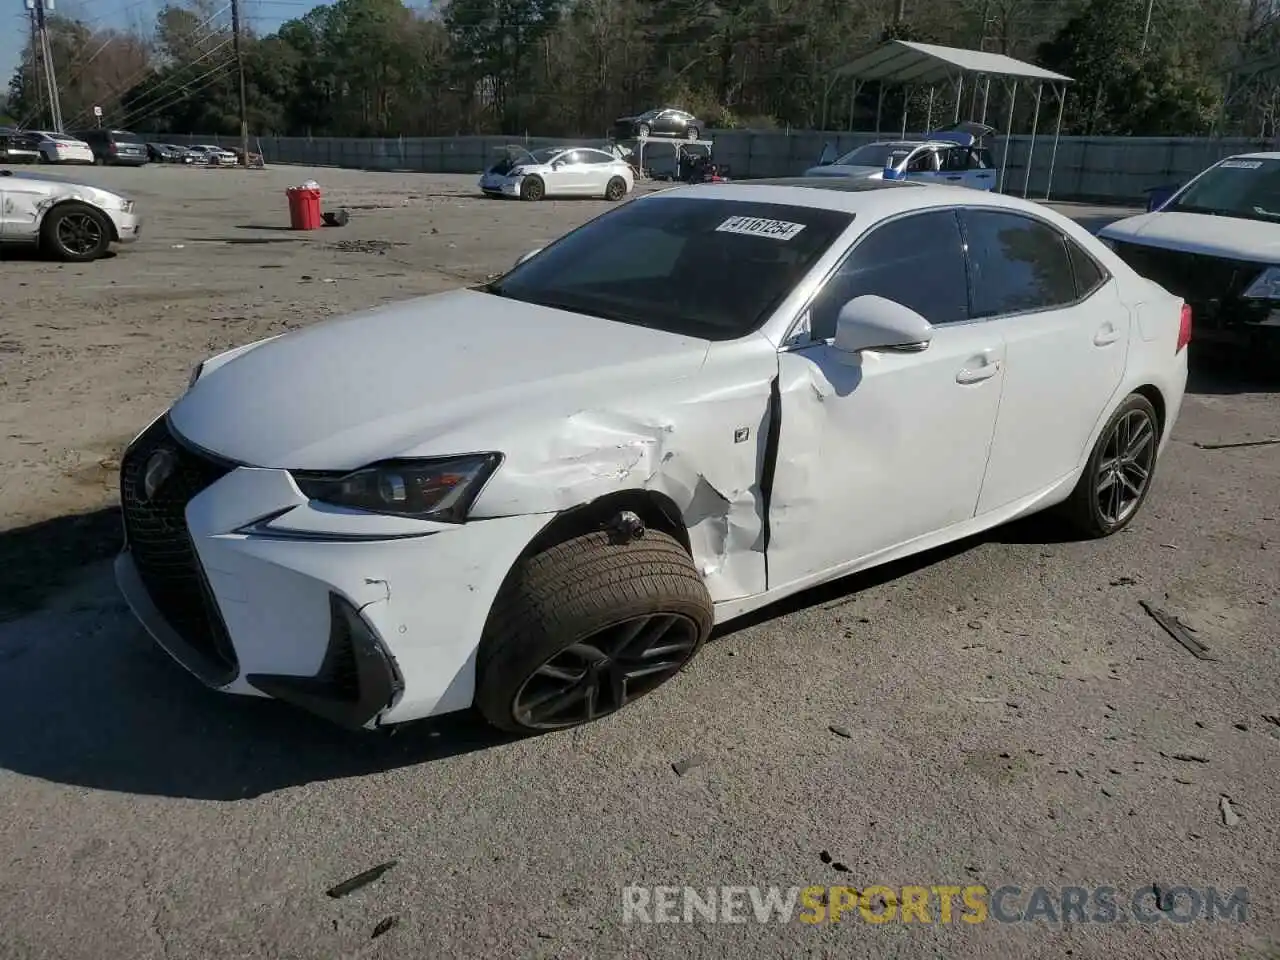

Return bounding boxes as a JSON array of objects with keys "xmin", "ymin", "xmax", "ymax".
[{"xmin": 1, "ymin": 164, "xmax": 1277, "ymax": 960}]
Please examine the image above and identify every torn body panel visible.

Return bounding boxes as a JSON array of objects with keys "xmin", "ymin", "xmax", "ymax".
[{"xmin": 470, "ymin": 338, "xmax": 780, "ymax": 603}]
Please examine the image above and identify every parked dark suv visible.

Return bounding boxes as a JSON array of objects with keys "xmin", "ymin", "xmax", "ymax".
[
  {"xmin": 74, "ymin": 128, "xmax": 149, "ymax": 166},
  {"xmin": 0, "ymin": 127, "xmax": 40, "ymax": 163}
]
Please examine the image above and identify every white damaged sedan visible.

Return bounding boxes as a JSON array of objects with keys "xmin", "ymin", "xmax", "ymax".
[
  {"xmin": 116, "ymin": 178, "xmax": 1189, "ymax": 734},
  {"xmin": 0, "ymin": 168, "xmax": 141, "ymax": 260}
]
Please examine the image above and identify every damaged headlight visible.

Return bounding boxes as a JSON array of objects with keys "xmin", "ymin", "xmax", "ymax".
[
  {"xmin": 291, "ymin": 453, "xmax": 502, "ymax": 523},
  {"xmin": 1242, "ymin": 266, "xmax": 1280, "ymax": 300}
]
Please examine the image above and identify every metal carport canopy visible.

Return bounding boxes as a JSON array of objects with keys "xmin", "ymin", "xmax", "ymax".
[
  {"xmin": 834, "ymin": 40, "xmax": 1072, "ymax": 86},
  {"xmin": 833, "ymin": 40, "xmax": 1073, "ymax": 200}
]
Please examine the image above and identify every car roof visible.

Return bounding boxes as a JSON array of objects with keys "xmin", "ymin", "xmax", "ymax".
[
  {"xmin": 1228, "ymin": 151, "xmax": 1280, "ymax": 161},
  {"xmin": 646, "ymin": 178, "xmax": 1051, "ymax": 219}
]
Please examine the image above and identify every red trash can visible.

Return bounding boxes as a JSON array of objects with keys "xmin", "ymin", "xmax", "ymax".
[{"xmin": 286, "ymin": 186, "xmax": 322, "ymax": 230}]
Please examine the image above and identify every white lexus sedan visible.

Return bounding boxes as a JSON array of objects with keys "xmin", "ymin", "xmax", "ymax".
[
  {"xmin": 115, "ymin": 178, "xmax": 1189, "ymax": 734},
  {"xmin": 30, "ymin": 131, "xmax": 95, "ymax": 164},
  {"xmin": 479, "ymin": 145, "xmax": 635, "ymax": 201}
]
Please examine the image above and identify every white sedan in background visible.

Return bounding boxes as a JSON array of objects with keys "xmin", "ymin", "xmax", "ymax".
[
  {"xmin": 115, "ymin": 177, "xmax": 1187, "ymax": 736},
  {"xmin": 480, "ymin": 145, "xmax": 635, "ymax": 201},
  {"xmin": 186, "ymin": 144, "xmax": 238, "ymax": 165},
  {"xmin": 30, "ymin": 131, "xmax": 95, "ymax": 164}
]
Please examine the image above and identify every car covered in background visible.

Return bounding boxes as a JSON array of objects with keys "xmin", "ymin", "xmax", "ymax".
[
  {"xmin": 0, "ymin": 128, "xmax": 40, "ymax": 164},
  {"xmin": 479, "ymin": 145, "xmax": 634, "ymax": 201},
  {"xmin": 74, "ymin": 128, "xmax": 149, "ymax": 166},
  {"xmin": 29, "ymin": 131, "xmax": 94, "ymax": 164},
  {"xmin": 806, "ymin": 122, "xmax": 997, "ymax": 191},
  {"xmin": 1099, "ymin": 152, "xmax": 1280, "ymax": 357},
  {"xmin": 612, "ymin": 107, "xmax": 704, "ymax": 141},
  {"xmin": 148, "ymin": 142, "xmax": 192, "ymax": 163},
  {"xmin": 0, "ymin": 168, "xmax": 140, "ymax": 260}
]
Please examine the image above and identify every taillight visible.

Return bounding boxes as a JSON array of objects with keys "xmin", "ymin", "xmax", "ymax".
[{"xmin": 1177, "ymin": 303, "xmax": 1192, "ymax": 353}]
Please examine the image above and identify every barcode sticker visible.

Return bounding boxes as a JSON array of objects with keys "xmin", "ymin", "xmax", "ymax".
[
  {"xmin": 1220, "ymin": 160, "xmax": 1263, "ymax": 169},
  {"xmin": 715, "ymin": 216, "xmax": 807, "ymax": 241}
]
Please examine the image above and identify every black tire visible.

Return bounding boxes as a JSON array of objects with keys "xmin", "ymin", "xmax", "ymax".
[
  {"xmin": 687, "ymin": 126, "xmax": 700, "ymax": 140},
  {"xmin": 637, "ymin": 122, "xmax": 651, "ymax": 139},
  {"xmin": 475, "ymin": 529, "xmax": 714, "ymax": 734},
  {"xmin": 520, "ymin": 175, "xmax": 545, "ymax": 201},
  {"xmin": 604, "ymin": 176, "xmax": 627, "ymax": 201},
  {"xmin": 40, "ymin": 201, "xmax": 112, "ymax": 262},
  {"xmin": 1058, "ymin": 393, "xmax": 1161, "ymax": 539}
]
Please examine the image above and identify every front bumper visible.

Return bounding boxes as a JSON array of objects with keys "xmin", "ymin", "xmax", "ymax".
[
  {"xmin": 479, "ymin": 174, "xmax": 523, "ymax": 197},
  {"xmin": 110, "ymin": 209, "xmax": 142, "ymax": 243},
  {"xmin": 115, "ymin": 416, "xmax": 554, "ymax": 728}
]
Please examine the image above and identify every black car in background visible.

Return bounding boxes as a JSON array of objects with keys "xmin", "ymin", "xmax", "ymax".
[
  {"xmin": 612, "ymin": 107, "xmax": 704, "ymax": 141},
  {"xmin": 147, "ymin": 142, "xmax": 189, "ymax": 163},
  {"xmin": 73, "ymin": 128, "xmax": 149, "ymax": 165},
  {"xmin": 0, "ymin": 128, "xmax": 40, "ymax": 163}
]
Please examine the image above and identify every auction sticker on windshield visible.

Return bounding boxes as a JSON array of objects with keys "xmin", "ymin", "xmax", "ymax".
[
  {"xmin": 716, "ymin": 216, "xmax": 807, "ymax": 240},
  {"xmin": 1220, "ymin": 160, "xmax": 1264, "ymax": 169}
]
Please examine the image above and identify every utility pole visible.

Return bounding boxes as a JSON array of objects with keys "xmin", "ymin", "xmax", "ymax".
[
  {"xmin": 26, "ymin": 0, "xmax": 63, "ymax": 132},
  {"xmin": 894, "ymin": 0, "xmax": 907, "ymax": 23},
  {"xmin": 229, "ymin": 0, "xmax": 250, "ymax": 165},
  {"xmin": 1141, "ymin": 0, "xmax": 1155, "ymax": 54},
  {"xmin": 26, "ymin": 3, "xmax": 44, "ymax": 127}
]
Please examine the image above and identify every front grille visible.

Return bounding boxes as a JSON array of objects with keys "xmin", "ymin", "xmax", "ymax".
[
  {"xmin": 1111, "ymin": 242, "xmax": 1269, "ymax": 328},
  {"xmin": 120, "ymin": 417, "xmax": 238, "ymax": 678}
]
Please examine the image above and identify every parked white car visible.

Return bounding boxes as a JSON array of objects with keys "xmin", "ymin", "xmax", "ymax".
[
  {"xmin": 480, "ymin": 145, "xmax": 635, "ymax": 201},
  {"xmin": 30, "ymin": 131, "xmax": 95, "ymax": 164},
  {"xmin": 806, "ymin": 124, "xmax": 999, "ymax": 191},
  {"xmin": 0, "ymin": 168, "xmax": 141, "ymax": 260},
  {"xmin": 186, "ymin": 144, "xmax": 238, "ymax": 165},
  {"xmin": 115, "ymin": 177, "xmax": 1188, "ymax": 735}
]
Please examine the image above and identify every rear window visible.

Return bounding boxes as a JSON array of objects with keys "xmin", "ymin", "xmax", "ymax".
[
  {"xmin": 111, "ymin": 130, "xmax": 143, "ymax": 143},
  {"xmin": 486, "ymin": 195, "xmax": 854, "ymax": 340}
]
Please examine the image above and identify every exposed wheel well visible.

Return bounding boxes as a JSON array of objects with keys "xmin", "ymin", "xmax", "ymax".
[{"xmin": 518, "ymin": 490, "xmax": 692, "ymax": 563}]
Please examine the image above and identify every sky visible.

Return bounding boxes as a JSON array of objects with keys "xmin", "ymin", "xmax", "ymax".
[{"xmin": 2, "ymin": 0, "xmax": 330, "ymax": 102}]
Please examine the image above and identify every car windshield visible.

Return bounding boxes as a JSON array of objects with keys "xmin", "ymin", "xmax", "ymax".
[
  {"xmin": 833, "ymin": 143, "xmax": 907, "ymax": 167},
  {"xmin": 485, "ymin": 195, "xmax": 855, "ymax": 340},
  {"xmin": 1166, "ymin": 158, "xmax": 1280, "ymax": 222},
  {"xmin": 527, "ymin": 148, "xmax": 559, "ymax": 163}
]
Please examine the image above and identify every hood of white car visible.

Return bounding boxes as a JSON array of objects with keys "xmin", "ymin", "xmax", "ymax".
[
  {"xmin": 1099, "ymin": 211, "xmax": 1280, "ymax": 263},
  {"xmin": 0, "ymin": 171, "xmax": 129, "ymax": 207},
  {"xmin": 802, "ymin": 165, "xmax": 883, "ymax": 179},
  {"xmin": 169, "ymin": 288, "xmax": 713, "ymax": 470}
]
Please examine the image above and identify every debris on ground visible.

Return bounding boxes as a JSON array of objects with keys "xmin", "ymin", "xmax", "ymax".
[
  {"xmin": 1219, "ymin": 795, "xmax": 1241, "ymax": 827},
  {"xmin": 828, "ymin": 724, "xmax": 853, "ymax": 738},
  {"xmin": 370, "ymin": 915, "xmax": 399, "ymax": 939},
  {"xmin": 1140, "ymin": 600, "xmax": 1216, "ymax": 661},
  {"xmin": 325, "ymin": 860, "xmax": 398, "ymax": 898},
  {"xmin": 1194, "ymin": 437, "xmax": 1280, "ymax": 450},
  {"xmin": 671, "ymin": 756, "xmax": 705, "ymax": 776},
  {"xmin": 1163, "ymin": 752, "xmax": 1210, "ymax": 763},
  {"xmin": 322, "ymin": 209, "xmax": 351, "ymax": 227},
  {"xmin": 329, "ymin": 238, "xmax": 405, "ymax": 255}
]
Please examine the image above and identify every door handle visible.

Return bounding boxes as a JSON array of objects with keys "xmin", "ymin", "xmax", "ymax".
[
  {"xmin": 946, "ymin": 175, "xmax": 963, "ymax": 180},
  {"xmin": 956, "ymin": 357, "xmax": 1001, "ymax": 384},
  {"xmin": 1093, "ymin": 326, "xmax": 1121, "ymax": 346}
]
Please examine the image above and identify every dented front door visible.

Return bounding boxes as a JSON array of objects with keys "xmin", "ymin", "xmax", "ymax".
[{"xmin": 0, "ymin": 177, "xmax": 46, "ymax": 240}]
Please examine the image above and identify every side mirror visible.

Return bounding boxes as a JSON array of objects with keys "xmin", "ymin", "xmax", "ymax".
[
  {"xmin": 817, "ymin": 142, "xmax": 836, "ymax": 166},
  {"xmin": 833, "ymin": 295, "xmax": 933, "ymax": 355},
  {"xmin": 514, "ymin": 247, "xmax": 542, "ymax": 268}
]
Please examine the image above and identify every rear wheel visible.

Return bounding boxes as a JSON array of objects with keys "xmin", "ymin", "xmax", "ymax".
[
  {"xmin": 40, "ymin": 201, "xmax": 112, "ymax": 262},
  {"xmin": 520, "ymin": 175, "xmax": 545, "ymax": 201},
  {"xmin": 687, "ymin": 126, "xmax": 700, "ymax": 140},
  {"xmin": 475, "ymin": 529, "xmax": 713, "ymax": 734},
  {"xmin": 605, "ymin": 176, "xmax": 627, "ymax": 201},
  {"xmin": 1059, "ymin": 393, "xmax": 1160, "ymax": 538}
]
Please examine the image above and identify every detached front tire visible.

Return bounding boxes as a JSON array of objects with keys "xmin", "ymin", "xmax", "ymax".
[
  {"xmin": 475, "ymin": 529, "xmax": 714, "ymax": 734},
  {"xmin": 40, "ymin": 201, "xmax": 112, "ymax": 262},
  {"xmin": 1059, "ymin": 393, "xmax": 1160, "ymax": 538}
]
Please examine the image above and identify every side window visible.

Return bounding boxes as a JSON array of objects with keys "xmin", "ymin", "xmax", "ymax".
[
  {"xmin": 961, "ymin": 209, "xmax": 1079, "ymax": 317},
  {"xmin": 1066, "ymin": 237, "xmax": 1108, "ymax": 298},
  {"xmin": 807, "ymin": 210, "xmax": 969, "ymax": 341},
  {"xmin": 559, "ymin": 151, "xmax": 580, "ymax": 165},
  {"xmin": 940, "ymin": 147, "xmax": 968, "ymax": 172},
  {"xmin": 580, "ymin": 150, "xmax": 612, "ymax": 165},
  {"xmin": 905, "ymin": 149, "xmax": 936, "ymax": 173}
]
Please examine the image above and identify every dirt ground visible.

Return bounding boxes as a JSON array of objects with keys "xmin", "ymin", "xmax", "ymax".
[{"xmin": 0, "ymin": 164, "xmax": 1277, "ymax": 960}]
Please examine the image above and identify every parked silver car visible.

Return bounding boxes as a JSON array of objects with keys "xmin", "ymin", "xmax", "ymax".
[{"xmin": 0, "ymin": 169, "xmax": 141, "ymax": 261}]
